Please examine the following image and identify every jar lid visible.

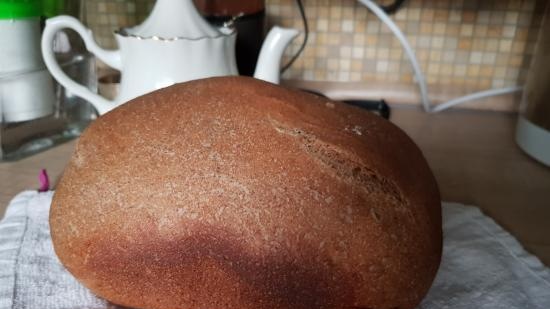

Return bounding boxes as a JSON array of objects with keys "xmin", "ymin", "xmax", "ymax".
[
  {"xmin": 42, "ymin": 0, "xmax": 64, "ymax": 18},
  {"xmin": 0, "ymin": 0, "xmax": 42, "ymax": 19}
]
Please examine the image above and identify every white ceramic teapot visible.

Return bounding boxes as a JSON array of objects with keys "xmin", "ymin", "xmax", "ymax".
[{"xmin": 41, "ymin": 0, "xmax": 299, "ymax": 115}]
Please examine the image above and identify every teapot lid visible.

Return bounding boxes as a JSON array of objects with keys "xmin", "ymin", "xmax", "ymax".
[{"xmin": 123, "ymin": 0, "xmax": 221, "ymax": 39}]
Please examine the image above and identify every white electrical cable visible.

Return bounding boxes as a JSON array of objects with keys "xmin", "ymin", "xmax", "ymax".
[
  {"xmin": 430, "ymin": 86, "xmax": 523, "ymax": 113},
  {"xmin": 357, "ymin": 0, "xmax": 432, "ymax": 112},
  {"xmin": 357, "ymin": 0, "xmax": 523, "ymax": 113}
]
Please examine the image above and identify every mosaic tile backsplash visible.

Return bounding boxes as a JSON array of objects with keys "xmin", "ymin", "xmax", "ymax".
[{"xmin": 83, "ymin": 0, "xmax": 547, "ymax": 111}]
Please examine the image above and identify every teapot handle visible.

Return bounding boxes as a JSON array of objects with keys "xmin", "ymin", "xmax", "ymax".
[{"xmin": 41, "ymin": 16, "xmax": 121, "ymax": 115}]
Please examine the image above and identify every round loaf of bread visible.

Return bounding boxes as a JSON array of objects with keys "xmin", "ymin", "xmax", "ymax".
[{"xmin": 51, "ymin": 76, "xmax": 442, "ymax": 309}]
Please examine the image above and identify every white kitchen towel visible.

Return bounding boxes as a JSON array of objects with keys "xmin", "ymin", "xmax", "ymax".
[
  {"xmin": 0, "ymin": 191, "xmax": 115, "ymax": 309},
  {"xmin": 0, "ymin": 191, "xmax": 549, "ymax": 309}
]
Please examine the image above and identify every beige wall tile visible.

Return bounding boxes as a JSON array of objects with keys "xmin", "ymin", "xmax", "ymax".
[{"xmin": 499, "ymin": 39, "xmax": 513, "ymax": 52}]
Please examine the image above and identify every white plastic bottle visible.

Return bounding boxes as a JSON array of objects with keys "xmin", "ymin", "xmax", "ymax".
[{"xmin": 0, "ymin": 0, "xmax": 55, "ymax": 123}]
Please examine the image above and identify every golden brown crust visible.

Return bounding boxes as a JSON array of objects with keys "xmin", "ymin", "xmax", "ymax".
[{"xmin": 50, "ymin": 76, "xmax": 442, "ymax": 309}]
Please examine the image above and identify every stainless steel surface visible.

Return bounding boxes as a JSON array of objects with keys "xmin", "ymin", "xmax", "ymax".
[
  {"xmin": 516, "ymin": 4, "xmax": 550, "ymax": 166},
  {"xmin": 519, "ymin": 9, "xmax": 550, "ymax": 131}
]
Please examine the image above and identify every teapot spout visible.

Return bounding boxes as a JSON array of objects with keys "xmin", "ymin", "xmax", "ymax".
[{"xmin": 254, "ymin": 26, "xmax": 299, "ymax": 84}]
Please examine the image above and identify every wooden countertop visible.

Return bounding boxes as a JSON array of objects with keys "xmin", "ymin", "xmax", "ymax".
[{"xmin": 1, "ymin": 107, "xmax": 549, "ymax": 265}]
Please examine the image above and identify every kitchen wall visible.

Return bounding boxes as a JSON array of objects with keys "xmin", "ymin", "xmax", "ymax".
[
  {"xmin": 84, "ymin": 0, "xmax": 547, "ymax": 111},
  {"xmin": 83, "ymin": 0, "xmax": 153, "ymax": 48}
]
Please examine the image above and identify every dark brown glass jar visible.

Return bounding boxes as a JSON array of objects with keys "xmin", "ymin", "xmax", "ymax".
[{"xmin": 194, "ymin": 0, "xmax": 266, "ymax": 76}]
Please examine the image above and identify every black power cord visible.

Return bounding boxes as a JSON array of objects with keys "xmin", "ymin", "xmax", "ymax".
[
  {"xmin": 342, "ymin": 99, "xmax": 391, "ymax": 119},
  {"xmin": 378, "ymin": 0, "xmax": 407, "ymax": 15},
  {"xmin": 280, "ymin": 0, "xmax": 308, "ymax": 74},
  {"xmin": 302, "ymin": 90, "xmax": 391, "ymax": 119}
]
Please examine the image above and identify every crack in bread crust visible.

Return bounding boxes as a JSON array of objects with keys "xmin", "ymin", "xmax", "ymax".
[{"xmin": 270, "ymin": 117, "xmax": 406, "ymax": 207}]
